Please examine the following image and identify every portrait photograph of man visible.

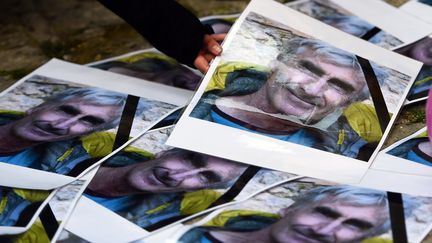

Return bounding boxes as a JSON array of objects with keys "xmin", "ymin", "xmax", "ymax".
[
  {"xmin": 0, "ymin": 186, "xmax": 49, "ymax": 229},
  {"xmin": 286, "ymin": 0, "xmax": 403, "ymax": 49},
  {"xmin": 90, "ymin": 51, "xmax": 203, "ymax": 91},
  {"xmin": 0, "ymin": 75, "xmax": 177, "ymax": 177},
  {"xmin": 386, "ymin": 89, "xmax": 432, "ymax": 167},
  {"xmin": 82, "ymin": 126, "xmax": 252, "ymax": 231},
  {"xmin": 395, "ymin": 37, "xmax": 432, "ymax": 101},
  {"xmin": 176, "ymin": 178, "xmax": 432, "ymax": 243},
  {"xmin": 189, "ymin": 11, "xmax": 411, "ymax": 162}
]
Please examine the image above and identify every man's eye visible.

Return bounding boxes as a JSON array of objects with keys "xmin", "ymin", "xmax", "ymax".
[
  {"xmin": 344, "ymin": 219, "xmax": 374, "ymax": 231},
  {"xmin": 80, "ymin": 116, "xmax": 105, "ymax": 126},
  {"xmin": 314, "ymin": 207, "xmax": 340, "ymax": 219},
  {"xmin": 328, "ymin": 78, "xmax": 356, "ymax": 95},
  {"xmin": 299, "ymin": 60, "xmax": 325, "ymax": 76},
  {"xmin": 200, "ymin": 171, "xmax": 222, "ymax": 184},
  {"xmin": 58, "ymin": 105, "xmax": 79, "ymax": 115}
]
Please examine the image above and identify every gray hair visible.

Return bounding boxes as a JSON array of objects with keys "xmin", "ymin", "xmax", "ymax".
[
  {"xmin": 277, "ymin": 37, "xmax": 388, "ymax": 102},
  {"xmin": 41, "ymin": 87, "xmax": 150, "ymax": 130},
  {"xmin": 290, "ymin": 185, "xmax": 417, "ymax": 237}
]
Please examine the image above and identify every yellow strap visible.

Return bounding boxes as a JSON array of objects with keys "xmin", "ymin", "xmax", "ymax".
[
  {"xmin": 146, "ymin": 202, "xmax": 171, "ymax": 215},
  {"xmin": 343, "ymin": 103, "xmax": 384, "ymax": 143},
  {"xmin": 0, "ymin": 109, "xmax": 25, "ymax": 116},
  {"xmin": 13, "ymin": 219, "xmax": 50, "ymax": 243},
  {"xmin": 361, "ymin": 237, "xmax": 392, "ymax": 243},
  {"xmin": 203, "ymin": 210, "xmax": 278, "ymax": 227},
  {"xmin": 13, "ymin": 189, "xmax": 49, "ymax": 203},
  {"xmin": 0, "ymin": 196, "xmax": 7, "ymax": 214},
  {"xmin": 80, "ymin": 132, "xmax": 116, "ymax": 158},
  {"xmin": 118, "ymin": 51, "xmax": 177, "ymax": 65},
  {"xmin": 206, "ymin": 62, "xmax": 270, "ymax": 92},
  {"xmin": 180, "ymin": 190, "xmax": 221, "ymax": 215}
]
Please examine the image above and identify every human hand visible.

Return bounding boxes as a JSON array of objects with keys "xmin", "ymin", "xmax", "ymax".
[{"xmin": 194, "ymin": 33, "xmax": 226, "ymax": 73}]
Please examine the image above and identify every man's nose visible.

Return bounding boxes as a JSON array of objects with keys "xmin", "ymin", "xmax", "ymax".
[
  {"xmin": 169, "ymin": 168, "xmax": 206, "ymax": 181},
  {"xmin": 52, "ymin": 116, "xmax": 82, "ymax": 129},
  {"xmin": 303, "ymin": 77, "xmax": 327, "ymax": 96},
  {"xmin": 314, "ymin": 219, "xmax": 343, "ymax": 235}
]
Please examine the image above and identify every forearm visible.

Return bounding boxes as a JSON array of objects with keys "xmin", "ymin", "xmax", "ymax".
[{"xmin": 98, "ymin": 0, "xmax": 208, "ymax": 67}]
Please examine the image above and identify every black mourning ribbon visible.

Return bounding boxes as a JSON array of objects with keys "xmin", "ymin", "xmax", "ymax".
[{"xmin": 359, "ymin": 29, "xmax": 408, "ymax": 243}]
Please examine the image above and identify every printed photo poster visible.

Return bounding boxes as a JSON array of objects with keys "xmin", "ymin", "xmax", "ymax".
[
  {"xmin": 63, "ymin": 126, "xmax": 299, "ymax": 243},
  {"xmin": 86, "ymin": 14, "xmax": 239, "ymax": 92},
  {"xmin": 0, "ymin": 186, "xmax": 53, "ymax": 235},
  {"xmin": 286, "ymin": 0, "xmax": 432, "ymax": 49},
  {"xmin": 366, "ymin": 92, "xmax": 432, "ymax": 197},
  {"xmin": 170, "ymin": 177, "xmax": 432, "ymax": 243},
  {"xmin": 0, "ymin": 59, "xmax": 193, "ymax": 190},
  {"xmin": 286, "ymin": 0, "xmax": 402, "ymax": 49},
  {"xmin": 400, "ymin": 0, "xmax": 432, "ymax": 25},
  {"xmin": 88, "ymin": 48, "xmax": 204, "ymax": 91},
  {"xmin": 167, "ymin": 0, "xmax": 423, "ymax": 185},
  {"xmin": 394, "ymin": 37, "xmax": 432, "ymax": 102},
  {"xmin": 286, "ymin": 0, "xmax": 432, "ymax": 102},
  {"xmin": 0, "ymin": 176, "xmax": 90, "ymax": 242}
]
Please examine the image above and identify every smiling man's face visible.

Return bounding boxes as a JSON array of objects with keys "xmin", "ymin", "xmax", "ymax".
[
  {"xmin": 11, "ymin": 99, "xmax": 121, "ymax": 142},
  {"xmin": 269, "ymin": 199, "xmax": 386, "ymax": 243},
  {"xmin": 125, "ymin": 150, "xmax": 246, "ymax": 193},
  {"xmin": 266, "ymin": 50, "xmax": 366, "ymax": 124}
]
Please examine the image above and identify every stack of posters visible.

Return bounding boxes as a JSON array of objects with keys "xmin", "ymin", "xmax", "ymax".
[{"xmin": 1, "ymin": 0, "xmax": 432, "ymax": 242}]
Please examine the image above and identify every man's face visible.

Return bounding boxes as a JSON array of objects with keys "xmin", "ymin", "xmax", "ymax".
[
  {"xmin": 266, "ymin": 50, "xmax": 366, "ymax": 124},
  {"xmin": 126, "ymin": 151, "xmax": 246, "ymax": 193},
  {"xmin": 12, "ymin": 99, "xmax": 122, "ymax": 142},
  {"xmin": 409, "ymin": 37, "xmax": 432, "ymax": 65},
  {"xmin": 269, "ymin": 200, "xmax": 387, "ymax": 243}
]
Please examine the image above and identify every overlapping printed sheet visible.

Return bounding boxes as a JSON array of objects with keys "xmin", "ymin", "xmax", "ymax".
[
  {"xmin": 0, "ymin": 170, "xmax": 91, "ymax": 237},
  {"xmin": 401, "ymin": 0, "xmax": 432, "ymax": 24},
  {"xmin": 59, "ymin": 123, "xmax": 297, "ymax": 242},
  {"xmin": 162, "ymin": 177, "xmax": 432, "ymax": 243},
  {"xmin": 167, "ymin": 0, "xmax": 423, "ymax": 192},
  {"xmin": 286, "ymin": 0, "xmax": 432, "ymax": 48},
  {"xmin": 85, "ymin": 14, "xmax": 240, "ymax": 92},
  {"xmin": 362, "ymin": 94, "xmax": 432, "ymax": 195},
  {"xmin": 0, "ymin": 59, "xmax": 192, "ymax": 190}
]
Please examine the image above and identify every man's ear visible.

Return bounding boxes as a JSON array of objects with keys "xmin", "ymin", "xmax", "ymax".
[
  {"xmin": 26, "ymin": 105, "xmax": 40, "ymax": 115},
  {"xmin": 278, "ymin": 206, "xmax": 292, "ymax": 217},
  {"xmin": 268, "ymin": 59, "xmax": 281, "ymax": 71}
]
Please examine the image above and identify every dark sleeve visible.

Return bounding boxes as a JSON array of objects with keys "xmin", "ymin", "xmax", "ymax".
[{"xmin": 98, "ymin": 0, "xmax": 211, "ymax": 67}]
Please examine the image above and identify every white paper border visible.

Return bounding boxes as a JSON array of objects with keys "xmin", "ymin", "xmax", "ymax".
[
  {"xmin": 0, "ymin": 188, "xmax": 57, "ymax": 235},
  {"xmin": 0, "ymin": 60, "xmax": 189, "ymax": 189},
  {"xmin": 331, "ymin": 0, "xmax": 432, "ymax": 44},
  {"xmin": 167, "ymin": 0, "xmax": 422, "ymax": 186}
]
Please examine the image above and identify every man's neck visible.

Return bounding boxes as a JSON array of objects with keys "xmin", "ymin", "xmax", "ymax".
[
  {"xmin": 208, "ymin": 227, "xmax": 273, "ymax": 243},
  {"xmin": 87, "ymin": 166, "xmax": 138, "ymax": 197},
  {"xmin": 215, "ymin": 92, "xmax": 302, "ymax": 133},
  {"xmin": 0, "ymin": 124, "xmax": 38, "ymax": 154}
]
